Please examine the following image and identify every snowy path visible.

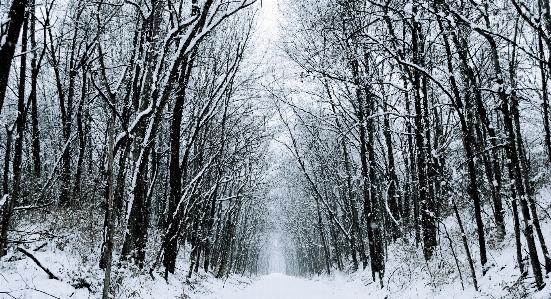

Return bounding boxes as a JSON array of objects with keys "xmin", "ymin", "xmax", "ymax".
[{"xmin": 213, "ymin": 273, "xmax": 362, "ymax": 299}]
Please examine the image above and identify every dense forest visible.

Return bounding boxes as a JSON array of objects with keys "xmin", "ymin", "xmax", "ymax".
[{"xmin": 1, "ymin": 0, "xmax": 551, "ymax": 298}]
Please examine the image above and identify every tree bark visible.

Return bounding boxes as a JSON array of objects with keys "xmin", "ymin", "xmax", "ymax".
[
  {"xmin": 29, "ymin": 0, "xmax": 41, "ymax": 177},
  {"xmin": 0, "ymin": 0, "xmax": 29, "ymax": 114},
  {"xmin": 503, "ymin": 91, "xmax": 544, "ymax": 288},
  {"xmin": 100, "ymin": 109, "xmax": 116, "ymax": 299}
]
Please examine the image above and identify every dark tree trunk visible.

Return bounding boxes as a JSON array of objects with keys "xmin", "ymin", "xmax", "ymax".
[
  {"xmin": 0, "ymin": 0, "xmax": 29, "ymax": 114},
  {"xmin": 29, "ymin": 0, "xmax": 41, "ymax": 177},
  {"xmin": 352, "ymin": 56, "xmax": 384, "ymax": 282},
  {"xmin": 405, "ymin": 85, "xmax": 419, "ymax": 243},
  {"xmin": 203, "ymin": 181, "xmax": 220, "ymax": 272},
  {"xmin": 448, "ymin": 26, "xmax": 489, "ymax": 271},
  {"xmin": 2, "ymin": 126, "xmax": 13, "ymax": 197},
  {"xmin": 383, "ymin": 102, "xmax": 400, "ymax": 239},
  {"xmin": 331, "ymin": 100, "xmax": 366, "ymax": 270},
  {"xmin": 0, "ymin": 127, "xmax": 14, "ymax": 257},
  {"xmin": 74, "ymin": 69, "xmax": 87, "ymax": 200},
  {"xmin": 100, "ymin": 110, "xmax": 116, "ymax": 299},
  {"xmin": 452, "ymin": 196, "xmax": 478, "ymax": 291},
  {"xmin": 163, "ymin": 56, "xmax": 194, "ymax": 276},
  {"xmin": 511, "ymin": 95, "xmax": 551, "ymax": 273},
  {"xmin": 48, "ymin": 19, "xmax": 77, "ymax": 206},
  {"xmin": 120, "ymin": 100, "xmax": 163, "ymax": 268},
  {"xmin": 314, "ymin": 195, "xmax": 331, "ymax": 274},
  {"xmin": 0, "ymin": 14, "xmax": 29, "ymax": 256},
  {"xmin": 503, "ymin": 91, "xmax": 544, "ymax": 288},
  {"xmin": 411, "ymin": 14, "xmax": 436, "ymax": 260}
]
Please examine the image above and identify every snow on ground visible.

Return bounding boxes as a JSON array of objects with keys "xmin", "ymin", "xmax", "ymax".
[
  {"xmin": 0, "ymin": 253, "xmax": 252, "ymax": 299},
  {"xmin": 201, "ymin": 270, "xmax": 551, "ymax": 299},
  {"xmin": 0, "ymin": 237, "xmax": 551, "ymax": 299},
  {"xmin": 1, "ymin": 189, "xmax": 551, "ymax": 298},
  {"xmin": 203, "ymin": 273, "xmax": 358, "ymax": 299},
  {"xmin": 0, "ymin": 249, "xmax": 92, "ymax": 299}
]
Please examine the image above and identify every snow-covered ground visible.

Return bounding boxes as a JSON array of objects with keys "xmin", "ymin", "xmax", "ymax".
[
  {"xmin": 0, "ymin": 244, "xmax": 550, "ymax": 299},
  {"xmin": 201, "ymin": 268, "xmax": 551, "ymax": 299},
  {"xmin": 204, "ymin": 273, "xmax": 360, "ymax": 299},
  {"xmin": 0, "ymin": 190, "xmax": 551, "ymax": 298}
]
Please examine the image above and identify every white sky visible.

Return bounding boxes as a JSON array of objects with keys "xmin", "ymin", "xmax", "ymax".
[{"xmin": 257, "ymin": 0, "xmax": 280, "ymax": 43}]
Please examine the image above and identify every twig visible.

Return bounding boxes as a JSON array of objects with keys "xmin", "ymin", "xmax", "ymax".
[
  {"xmin": 31, "ymin": 288, "xmax": 61, "ymax": 299},
  {"xmin": 0, "ymin": 290, "xmax": 17, "ymax": 298}
]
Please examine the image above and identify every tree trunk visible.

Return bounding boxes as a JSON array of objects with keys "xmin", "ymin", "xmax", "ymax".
[
  {"xmin": 454, "ymin": 51, "xmax": 489, "ymax": 274},
  {"xmin": 100, "ymin": 109, "xmax": 116, "ymax": 299},
  {"xmin": 331, "ymin": 100, "xmax": 366, "ymax": 270},
  {"xmin": 164, "ymin": 57, "xmax": 193, "ymax": 275},
  {"xmin": 511, "ymin": 95, "xmax": 551, "ymax": 273},
  {"xmin": 503, "ymin": 92, "xmax": 544, "ymax": 288},
  {"xmin": 74, "ymin": 69, "xmax": 87, "ymax": 200},
  {"xmin": 0, "ymin": 0, "xmax": 29, "ymax": 114},
  {"xmin": 29, "ymin": 0, "xmax": 41, "ymax": 177},
  {"xmin": 383, "ymin": 102, "xmax": 400, "ymax": 239},
  {"xmin": 0, "ymin": 13, "xmax": 29, "ymax": 257},
  {"xmin": 452, "ymin": 196, "xmax": 478, "ymax": 291}
]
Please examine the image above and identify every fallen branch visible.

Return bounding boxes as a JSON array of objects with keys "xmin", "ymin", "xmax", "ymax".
[
  {"xmin": 33, "ymin": 242, "xmax": 48, "ymax": 252},
  {"xmin": 17, "ymin": 247, "xmax": 59, "ymax": 280},
  {"xmin": 14, "ymin": 202, "xmax": 54, "ymax": 211}
]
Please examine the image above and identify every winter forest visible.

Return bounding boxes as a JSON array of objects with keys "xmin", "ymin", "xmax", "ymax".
[{"xmin": 1, "ymin": 0, "xmax": 551, "ymax": 298}]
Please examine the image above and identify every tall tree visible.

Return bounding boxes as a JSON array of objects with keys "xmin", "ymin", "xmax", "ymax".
[{"xmin": 0, "ymin": 0, "xmax": 29, "ymax": 114}]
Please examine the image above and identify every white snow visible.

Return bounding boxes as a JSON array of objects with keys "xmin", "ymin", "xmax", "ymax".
[
  {"xmin": 0, "ymin": 194, "xmax": 7, "ymax": 207},
  {"xmin": 491, "ymin": 82, "xmax": 503, "ymax": 92},
  {"xmin": 446, "ymin": 15, "xmax": 456, "ymax": 27},
  {"xmin": 404, "ymin": 3, "xmax": 413, "ymax": 15},
  {"xmin": 0, "ymin": 35, "xmax": 6, "ymax": 48},
  {"xmin": 1, "ymin": 199, "xmax": 551, "ymax": 299},
  {"xmin": 204, "ymin": 273, "xmax": 364, "ymax": 299}
]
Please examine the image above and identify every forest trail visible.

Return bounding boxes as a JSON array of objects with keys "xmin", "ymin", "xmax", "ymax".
[{"xmin": 214, "ymin": 273, "xmax": 362, "ymax": 299}]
